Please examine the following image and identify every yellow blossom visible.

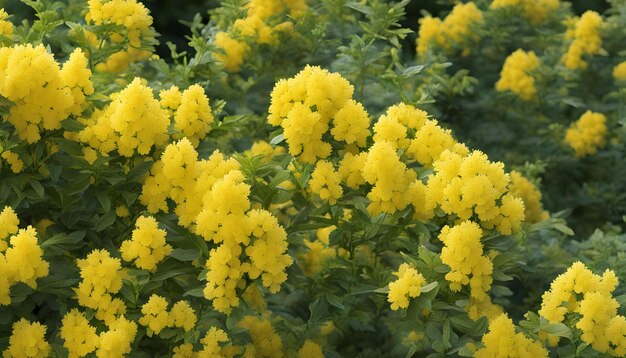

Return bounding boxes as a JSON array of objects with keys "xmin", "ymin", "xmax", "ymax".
[
  {"xmin": 308, "ymin": 160, "xmax": 343, "ymax": 204},
  {"xmin": 168, "ymin": 301, "xmax": 197, "ymax": 332},
  {"xmin": 562, "ymin": 11, "xmax": 603, "ymax": 70},
  {"xmin": 139, "ymin": 294, "xmax": 170, "ymax": 334},
  {"xmin": 388, "ymin": 263, "xmax": 427, "ymax": 310},
  {"xmin": 3, "ymin": 319, "xmax": 50, "ymax": 358},
  {"xmin": 120, "ymin": 215, "xmax": 172, "ymax": 271},
  {"xmin": 96, "ymin": 316, "xmax": 137, "ymax": 358},
  {"xmin": 173, "ymin": 84, "xmax": 214, "ymax": 146},
  {"xmin": 565, "ymin": 111, "xmax": 607, "ymax": 157},
  {"xmin": 60, "ymin": 309, "xmax": 99, "ymax": 358},
  {"xmin": 297, "ymin": 340, "xmax": 324, "ymax": 358},
  {"xmin": 490, "ymin": 0, "xmax": 560, "ymax": 25},
  {"xmin": 496, "ymin": 49, "xmax": 540, "ymax": 101},
  {"xmin": 509, "ymin": 171, "xmax": 548, "ymax": 223},
  {"xmin": 475, "ymin": 314, "xmax": 548, "ymax": 358}
]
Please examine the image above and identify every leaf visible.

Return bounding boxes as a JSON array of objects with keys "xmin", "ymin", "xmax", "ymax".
[
  {"xmin": 542, "ymin": 323, "xmax": 572, "ymax": 340},
  {"xmin": 420, "ymin": 282, "xmax": 438, "ymax": 293},
  {"xmin": 325, "ymin": 293, "xmax": 345, "ymax": 309},
  {"xmin": 553, "ymin": 223, "xmax": 575, "ymax": 236},
  {"xmin": 269, "ymin": 133, "xmax": 285, "ymax": 146},
  {"xmin": 41, "ymin": 230, "xmax": 85, "ymax": 248},
  {"xmin": 169, "ymin": 248, "xmax": 201, "ymax": 262},
  {"xmin": 94, "ymin": 211, "xmax": 116, "ymax": 232},
  {"xmin": 184, "ymin": 287, "xmax": 204, "ymax": 298},
  {"xmin": 60, "ymin": 119, "xmax": 86, "ymax": 132}
]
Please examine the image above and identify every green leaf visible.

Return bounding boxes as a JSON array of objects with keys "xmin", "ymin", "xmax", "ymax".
[
  {"xmin": 95, "ymin": 211, "xmax": 116, "ymax": 232},
  {"xmin": 420, "ymin": 282, "xmax": 438, "ymax": 293},
  {"xmin": 542, "ymin": 323, "xmax": 572, "ymax": 340},
  {"xmin": 169, "ymin": 248, "xmax": 201, "ymax": 262}
]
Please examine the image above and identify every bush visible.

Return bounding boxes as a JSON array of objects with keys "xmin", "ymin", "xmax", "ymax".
[{"xmin": 0, "ymin": 0, "xmax": 625, "ymax": 357}]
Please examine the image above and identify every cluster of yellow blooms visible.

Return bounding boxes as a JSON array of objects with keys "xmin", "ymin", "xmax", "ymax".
[
  {"xmin": 428, "ymin": 150, "xmax": 525, "ymax": 235},
  {"xmin": 0, "ymin": 45, "xmax": 93, "ymax": 143},
  {"xmin": 120, "ymin": 215, "xmax": 172, "ymax": 271},
  {"xmin": 74, "ymin": 249, "xmax": 126, "ymax": 324},
  {"xmin": 0, "ymin": 8, "xmax": 13, "ymax": 36},
  {"xmin": 60, "ymin": 309, "xmax": 99, "ymax": 358},
  {"xmin": 387, "ymin": 263, "xmax": 427, "ymax": 310},
  {"xmin": 3, "ymin": 319, "xmax": 50, "ymax": 358},
  {"xmin": 416, "ymin": 2, "xmax": 483, "ymax": 56},
  {"xmin": 159, "ymin": 84, "xmax": 215, "ymax": 146},
  {"xmin": 172, "ymin": 326, "xmax": 241, "ymax": 357},
  {"xmin": 138, "ymin": 294, "xmax": 197, "ymax": 334},
  {"xmin": 141, "ymin": 139, "xmax": 292, "ymax": 314},
  {"xmin": 474, "ymin": 314, "xmax": 548, "ymax": 357},
  {"xmin": 238, "ymin": 315, "xmax": 284, "ymax": 357},
  {"xmin": 297, "ymin": 340, "xmax": 325, "ymax": 358},
  {"xmin": 496, "ymin": 49, "xmax": 541, "ymax": 101},
  {"xmin": 614, "ymin": 61, "xmax": 626, "ymax": 81},
  {"xmin": 508, "ymin": 171, "xmax": 549, "ymax": 223},
  {"xmin": 538, "ymin": 262, "xmax": 626, "ymax": 355},
  {"xmin": 490, "ymin": 0, "xmax": 560, "ymax": 25},
  {"xmin": 1, "ymin": 150, "xmax": 24, "ymax": 173},
  {"xmin": 0, "ymin": 207, "xmax": 49, "ymax": 305},
  {"xmin": 439, "ymin": 221, "xmax": 496, "ymax": 318},
  {"xmin": 562, "ymin": 11, "xmax": 604, "ymax": 70},
  {"xmin": 268, "ymin": 65, "xmax": 369, "ymax": 163},
  {"xmin": 309, "ymin": 160, "xmax": 343, "ymax": 204},
  {"xmin": 362, "ymin": 141, "xmax": 417, "ymax": 215},
  {"xmin": 564, "ymin": 110, "xmax": 607, "ymax": 157},
  {"xmin": 85, "ymin": 0, "xmax": 154, "ymax": 73},
  {"xmin": 214, "ymin": 0, "xmax": 307, "ymax": 72},
  {"xmin": 78, "ymin": 78, "xmax": 169, "ymax": 157},
  {"xmin": 62, "ymin": 308, "xmax": 138, "ymax": 358}
]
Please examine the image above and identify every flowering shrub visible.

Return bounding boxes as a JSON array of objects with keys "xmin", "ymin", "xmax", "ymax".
[{"xmin": 0, "ymin": 0, "xmax": 625, "ymax": 357}]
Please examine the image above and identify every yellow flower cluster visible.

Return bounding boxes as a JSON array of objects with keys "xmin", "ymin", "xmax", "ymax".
[
  {"xmin": 362, "ymin": 141, "xmax": 416, "ymax": 215},
  {"xmin": 268, "ymin": 65, "xmax": 369, "ymax": 163},
  {"xmin": 309, "ymin": 160, "xmax": 343, "ymax": 204},
  {"xmin": 509, "ymin": 171, "xmax": 549, "ymax": 223},
  {"xmin": 474, "ymin": 314, "xmax": 548, "ymax": 357},
  {"xmin": 246, "ymin": 140, "xmax": 287, "ymax": 162},
  {"xmin": 140, "ymin": 138, "xmax": 239, "ymax": 226},
  {"xmin": 439, "ymin": 221, "xmax": 493, "ymax": 302},
  {"xmin": 120, "ymin": 215, "xmax": 172, "ymax": 271},
  {"xmin": 60, "ymin": 309, "xmax": 99, "ymax": 358},
  {"xmin": 86, "ymin": 0, "xmax": 154, "ymax": 73},
  {"xmin": 141, "ymin": 139, "xmax": 292, "ymax": 314},
  {"xmin": 297, "ymin": 340, "xmax": 324, "ymax": 358},
  {"xmin": 565, "ymin": 111, "xmax": 607, "ymax": 157},
  {"xmin": 128, "ymin": 295, "xmax": 196, "ymax": 336},
  {"xmin": 3, "ymin": 319, "xmax": 50, "ymax": 358},
  {"xmin": 196, "ymin": 327, "xmax": 238, "ymax": 357},
  {"xmin": 0, "ymin": 8, "xmax": 13, "ymax": 36},
  {"xmin": 496, "ymin": 49, "xmax": 541, "ymax": 101},
  {"xmin": 416, "ymin": 2, "xmax": 483, "ymax": 56},
  {"xmin": 614, "ymin": 61, "xmax": 626, "ymax": 81},
  {"xmin": 562, "ymin": 11, "xmax": 604, "ymax": 70},
  {"xmin": 78, "ymin": 78, "xmax": 169, "ymax": 157},
  {"xmin": 0, "ymin": 210, "xmax": 49, "ymax": 305},
  {"xmin": 238, "ymin": 315, "xmax": 284, "ymax": 357},
  {"xmin": 169, "ymin": 84, "xmax": 214, "ymax": 146},
  {"xmin": 539, "ymin": 262, "xmax": 626, "ymax": 355},
  {"xmin": 428, "ymin": 150, "xmax": 525, "ymax": 235},
  {"xmin": 1, "ymin": 150, "xmax": 23, "ymax": 173},
  {"xmin": 139, "ymin": 294, "xmax": 171, "ymax": 334},
  {"xmin": 490, "ymin": 0, "xmax": 560, "ymax": 25},
  {"xmin": 96, "ymin": 316, "xmax": 138, "ymax": 358},
  {"xmin": 0, "ymin": 45, "xmax": 93, "ymax": 143},
  {"xmin": 298, "ymin": 224, "xmax": 348, "ymax": 276},
  {"xmin": 75, "ymin": 249, "xmax": 126, "ymax": 324},
  {"xmin": 214, "ymin": 0, "xmax": 307, "ymax": 72},
  {"xmin": 338, "ymin": 152, "xmax": 367, "ymax": 189},
  {"xmin": 387, "ymin": 263, "xmax": 427, "ymax": 310}
]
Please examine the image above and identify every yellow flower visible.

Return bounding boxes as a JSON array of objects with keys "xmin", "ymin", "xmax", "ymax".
[
  {"xmin": 139, "ymin": 294, "xmax": 170, "ymax": 334},
  {"xmin": 159, "ymin": 85, "xmax": 182, "ymax": 110},
  {"xmin": 490, "ymin": 0, "xmax": 560, "ymax": 25},
  {"xmin": 75, "ymin": 249, "xmax": 126, "ymax": 325},
  {"xmin": 168, "ymin": 301, "xmax": 197, "ymax": 332},
  {"xmin": 173, "ymin": 84, "xmax": 214, "ymax": 146},
  {"xmin": 338, "ymin": 152, "xmax": 367, "ymax": 189},
  {"xmin": 387, "ymin": 263, "xmax": 427, "ymax": 310},
  {"xmin": 60, "ymin": 48, "xmax": 94, "ymax": 115},
  {"xmin": 0, "ymin": 9, "xmax": 14, "ymax": 36},
  {"xmin": 4, "ymin": 226, "xmax": 49, "ymax": 289},
  {"xmin": 565, "ymin": 110, "xmax": 607, "ymax": 157},
  {"xmin": 120, "ymin": 215, "xmax": 172, "ymax": 271},
  {"xmin": 416, "ymin": 2, "xmax": 483, "ymax": 55},
  {"xmin": 475, "ymin": 314, "xmax": 548, "ymax": 358},
  {"xmin": 214, "ymin": 32, "xmax": 250, "ymax": 72},
  {"xmin": 330, "ymin": 99, "xmax": 370, "ymax": 147},
  {"xmin": 439, "ymin": 221, "xmax": 493, "ymax": 301},
  {"xmin": 509, "ymin": 171, "xmax": 548, "ymax": 223},
  {"xmin": 308, "ymin": 160, "xmax": 343, "ymax": 204},
  {"xmin": 199, "ymin": 327, "xmax": 232, "ymax": 357},
  {"xmin": 562, "ymin": 11, "xmax": 603, "ymax": 70},
  {"xmin": 362, "ymin": 141, "xmax": 416, "ymax": 215},
  {"xmin": 60, "ymin": 309, "xmax": 99, "ymax": 358},
  {"xmin": 297, "ymin": 340, "xmax": 324, "ymax": 358},
  {"xmin": 613, "ymin": 61, "xmax": 626, "ymax": 81},
  {"xmin": 0, "ymin": 206, "xmax": 19, "ymax": 245},
  {"xmin": 97, "ymin": 316, "xmax": 137, "ymax": 358},
  {"xmin": 238, "ymin": 315, "xmax": 283, "ymax": 357},
  {"xmin": 3, "ymin": 319, "xmax": 50, "ymax": 358},
  {"xmin": 496, "ymin": 49, "xmax": 541, "ymax": 101},
  {"xmin": 2, "ymin": 150, "xmax": 24, "ymax": 173}
]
